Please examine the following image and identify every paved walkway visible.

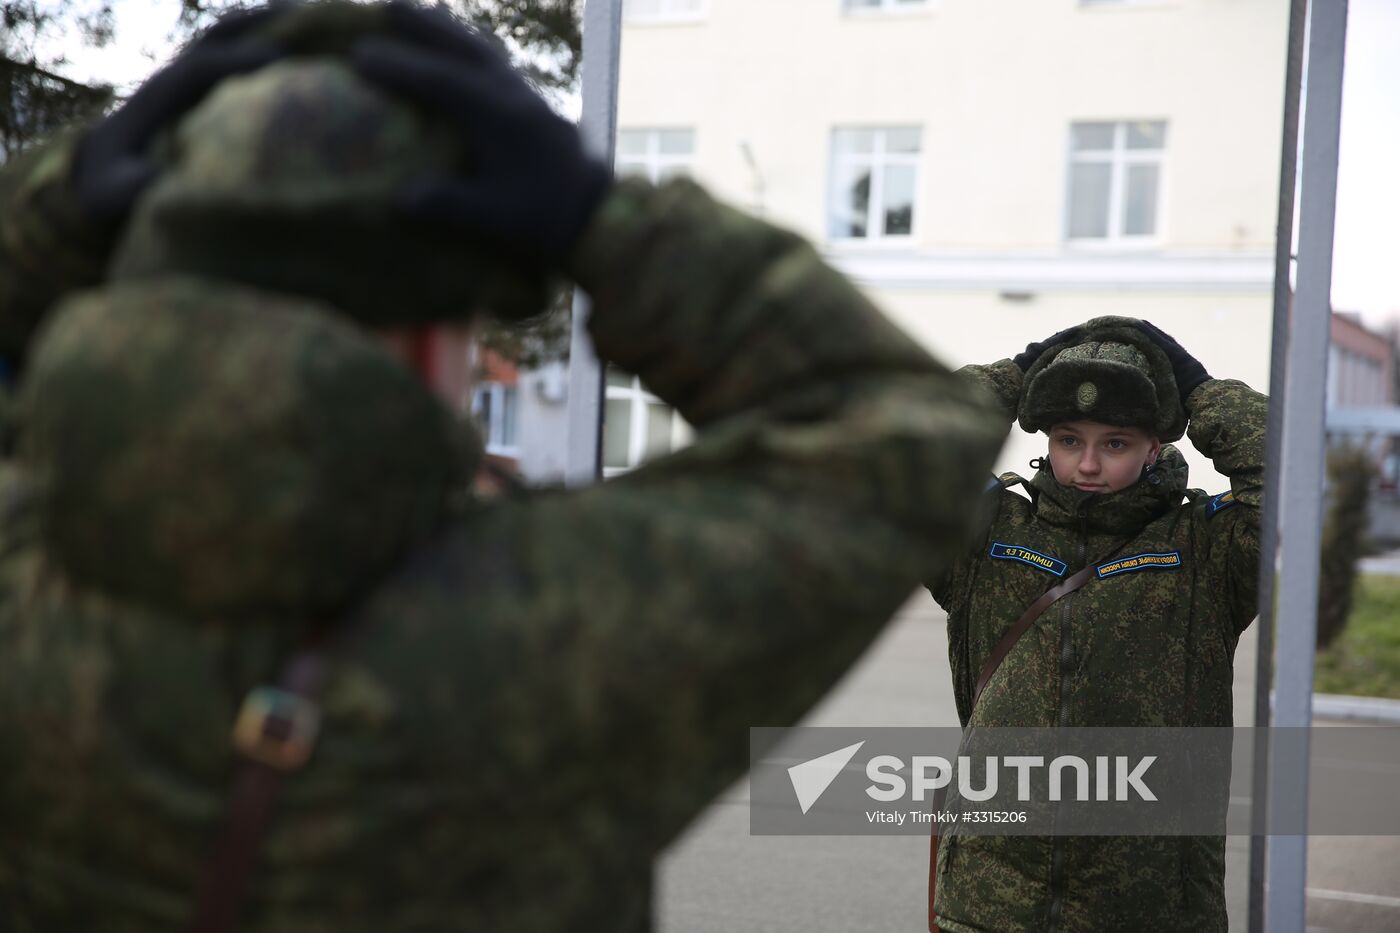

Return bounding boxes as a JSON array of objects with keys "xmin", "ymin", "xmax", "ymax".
[
  {"xmin": 1359, "ymin": 548, "xmax": 1400, "ymax": 576},
  {"xmin": 654, "ymin": 593, "xmax": 1400, "ymax": 932}
]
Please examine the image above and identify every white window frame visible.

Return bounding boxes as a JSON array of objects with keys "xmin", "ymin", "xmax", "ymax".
[
  {"xmin": 623, "ymin": 0, "xmax": 707, "ymax": 25},
  {"xmin": 1064, "ymin": 120, "xmax": 1167, "ymax": 248},
  {"xmin": 602, "ymin": 370, "xmax": 687, "ymax": 477},
  {"xmin": 616, "ymin": 127, "xmax": 696, "ymax": 184},
  {"xmin": 472, "ymin": 382, "xmax": 520, "ymax": 457},
  {"xmin": 827, "ymin": 125, "xmax": 922, "ymax": 245},
  {"xmin": 841, "ymin": 0, "xmax": 933, "ymax": 15}
]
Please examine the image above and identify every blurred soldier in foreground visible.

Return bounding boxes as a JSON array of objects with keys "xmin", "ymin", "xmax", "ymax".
[{"xmin": 0, "ymin": 2, "xmax": 1004, "ymax": 929}]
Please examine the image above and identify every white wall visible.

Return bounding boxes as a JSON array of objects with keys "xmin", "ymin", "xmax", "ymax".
[
  {"xmin": 860, "ymin": 285, "xmax": 1272, "ymax": 488},
  {"xmin": 518, "ymin": 362, "xmax": 571, "ymax": 484},
  {"xmin": 619, "ymin": 0, "xmax": 1290, "ymax": 252},
  {"xmin": 616, "ymin": 0, "xmax": 1288, "ymax": 492}
]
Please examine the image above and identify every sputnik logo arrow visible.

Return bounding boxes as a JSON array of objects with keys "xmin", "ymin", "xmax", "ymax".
[{"xmin": 787, "ymin": 741, "xmax": 866, "ymax": 814}]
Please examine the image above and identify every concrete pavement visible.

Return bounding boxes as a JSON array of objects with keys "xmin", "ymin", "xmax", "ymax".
[{"xmin": 1359, "ymin": 549, "xmax": 1400, "ymax": 577}]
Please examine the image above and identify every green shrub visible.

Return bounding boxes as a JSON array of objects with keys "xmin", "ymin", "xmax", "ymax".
[{"xmin": 1316, "ymin": 445, "xmax": 1377, "ymax": 651}]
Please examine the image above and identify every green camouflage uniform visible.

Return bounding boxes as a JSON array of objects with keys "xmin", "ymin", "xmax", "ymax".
[
  {"xmin": 0, "ymin": 60, "xmax": 1006, "ymax": 931},
  {"xmin": 928, "ymin": 357, "xmax": 1267, "ymax": 933}
]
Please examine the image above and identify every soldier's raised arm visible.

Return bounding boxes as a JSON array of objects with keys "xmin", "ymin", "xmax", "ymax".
[
  {"xmin": 1136, "ymin": 322, "xmax": 1267, "ymax": 638},
  {"xmin": 921, "ymin": 326, "xmax": 1084, "ymax": 608},
  {"xmin": 349, "ymin": 2, "xmax": 1006, "ymax": 847}
]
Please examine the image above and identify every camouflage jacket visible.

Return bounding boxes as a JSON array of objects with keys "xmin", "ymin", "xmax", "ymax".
[
  {"xmin": 927, "ymin": 358, "xmax": 1266, "ymax": 933},
  {"xmin": 0, "ymin": 147, "xmax": 1006, "ymax": 931}
]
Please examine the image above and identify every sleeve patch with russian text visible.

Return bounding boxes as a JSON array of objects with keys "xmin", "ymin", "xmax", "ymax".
[
  {"xmin": 989, "ymin": 542, "xmax": 1068, "ymax": 577},
  {"xmin": 1096, "ymin": 551, "xmax": 1183, "ymax": 579}
]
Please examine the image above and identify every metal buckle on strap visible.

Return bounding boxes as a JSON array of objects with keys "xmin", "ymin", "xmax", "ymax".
[{"xmin": 231, "ymin": 686, "xmax": 321, "ymax": 771}]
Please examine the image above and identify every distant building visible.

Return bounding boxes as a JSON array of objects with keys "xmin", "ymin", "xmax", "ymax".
[
  {"xmin": 1325, "ymin": 312, "xmax": 1399, "ymax": 505},
  {"xmin": 1329, "ymin": 312, "xmax": 1392, "ymax": 409},
  {"xmin": 470, "ymin": 347, "xmax": 523, "ymax": 474},
  {"xmin": 603, "ymin": 0, "xmax": 1290, "ymax": 488}
]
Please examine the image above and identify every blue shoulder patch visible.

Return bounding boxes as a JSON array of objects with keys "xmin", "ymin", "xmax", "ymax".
[
  {"xmin": 1207, "ymin": 491, "xmax": 1238, "ymax": 517},
  {"xmin": 1096, "ymin": 551, "xmax": 1183, "ymax": 579},
  {"xmin": 989, "ymin": 542, "xmax": 1068, "ymax": 577}
]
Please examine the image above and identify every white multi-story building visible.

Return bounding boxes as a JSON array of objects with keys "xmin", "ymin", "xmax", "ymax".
[{"xmin": 609, "ymin": 0, "xmax": 1289, "ymax": 486}]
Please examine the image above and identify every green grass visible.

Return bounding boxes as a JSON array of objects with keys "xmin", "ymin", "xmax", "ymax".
[{"xmin": 1314, "ymin": 574, "xmax": 1400, "ymax": 699}]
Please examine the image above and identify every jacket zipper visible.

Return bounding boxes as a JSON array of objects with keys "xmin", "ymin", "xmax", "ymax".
[{"xmin": 1046, "ymin": 520, "xmax": 1087, "ymax": 933}]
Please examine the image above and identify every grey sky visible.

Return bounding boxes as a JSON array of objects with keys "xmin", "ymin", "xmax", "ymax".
[{"xmin": 1331, "ymin": 0, "xmax": 1400, "ymax": 329}]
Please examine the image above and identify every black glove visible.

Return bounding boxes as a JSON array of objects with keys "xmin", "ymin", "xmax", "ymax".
[
  {"xmin": 70, "ymin": 10, "xmax": 280, "ymax": 223},
  {"xmin": 1012, "ymin": 326, "xmax": 1082, "ymax": 372},
  {"xmin": 1136, "ymin": 320, "xmax": 1210, "ymax": 403},
  {"xmin": 351, "ymin": 0, "xmax": 612, "ymax": 267}
]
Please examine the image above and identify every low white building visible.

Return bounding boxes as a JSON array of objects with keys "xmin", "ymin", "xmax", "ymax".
[{"xmin": 595, "ymin": 0, "xmax": 1290, "ymax": 487}]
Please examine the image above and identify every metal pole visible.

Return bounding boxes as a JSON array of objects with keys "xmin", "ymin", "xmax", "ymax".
[
  {"xmin": 1265, "ymin": 2, "xmax": 1348, "ymax": 931},
  {"xmin": 1248, "ymin": 0, "xmax": 1308, "ymax": 928},
  {"xmin": 564, "ymin": 0, "xmax": 624, "ymax": 486}
]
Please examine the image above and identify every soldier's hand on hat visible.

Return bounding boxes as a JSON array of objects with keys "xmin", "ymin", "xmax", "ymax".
[
  {"xmin": 350, "ymin": 0, "xmax": 612, "ymax": 268},
  {"xmin": 1012, "ymin": 325, "xmax": 1083, "ymax": 372},
  {"xmin": 1135, "ymin": 320, "xmax": 1211, "ymax": 403},
  {"xmin": 70, "ymin": 8, "xmax": 282, "ymax": 224}
]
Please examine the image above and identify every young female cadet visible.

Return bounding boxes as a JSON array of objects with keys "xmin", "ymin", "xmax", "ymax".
[{"xmin": 927, "ymin": 316, "xmax": 1267, "ymax": 933}]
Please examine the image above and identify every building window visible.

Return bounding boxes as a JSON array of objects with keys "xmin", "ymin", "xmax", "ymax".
[
  {"xmin": 603, "ymin": 367, "xmax": 679, "ymax": 475},
  {"xmin": 843, "ymin": 0, "xmax": 930, "ymax": 12},
  {"xmin": 828, "ymin": 126, "xmax": 921, "ymax": 241},
  {"xmin": 1066, "ymin": 120, "xmax": 1167, "ymax": 243},
  {"xmin": 617, "ymin": 128, "xmax": 695, "ymax": 184},
  {"xmin": 472, "ymin": 382, "xmax": 520, "ymax": 456},
  {"xmin": 623, "ymin": 0, "xmax": 706, "ymax": 24}
]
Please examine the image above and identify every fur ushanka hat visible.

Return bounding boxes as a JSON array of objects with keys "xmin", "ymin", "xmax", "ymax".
[{"xmin": 1018, "ymin": 316, "xmax": 1187, "ymax": 442}]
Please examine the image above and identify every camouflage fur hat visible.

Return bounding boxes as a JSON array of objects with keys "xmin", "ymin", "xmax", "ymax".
[
  {"xmin": 1018, "ymin": 315, "xmax": 1186, "ymax": 441},
  {"xmin": 109, "ymin": 1, "xmax": 552, "ymax": 324},
  {"xmin": 18, "ymin": 277, "xmax": 469, "ymax": 620}
]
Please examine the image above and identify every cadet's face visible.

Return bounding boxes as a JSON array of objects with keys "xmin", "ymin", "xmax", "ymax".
[{"xmin": 1046, "ymin": 422, "xmax": 1161, "ymax": 493}]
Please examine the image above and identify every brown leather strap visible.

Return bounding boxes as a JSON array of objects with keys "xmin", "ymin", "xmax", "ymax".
[
  {"xmin": 970, "ymin": 564, "xmax": 1096, "ymax": 709},
  {"xmin": 930, "ymin": 540, "xmax": 1125, "ymax": 932},
  {"xmin": 191, "ymin": 632, "xmax": 330, "ymax": 933}
]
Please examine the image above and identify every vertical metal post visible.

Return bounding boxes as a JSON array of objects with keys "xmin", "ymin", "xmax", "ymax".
[
  {"xmin": 1249, "ymin": 0, "xmax": 1309, "ymax": 929},
  {"xmin": 564, "ymin": 0, "xmax": 624, "ymax": 486},
  {"xmin": 1265, "ymin": 2, "xmax": 1348, "ymax": 931}
]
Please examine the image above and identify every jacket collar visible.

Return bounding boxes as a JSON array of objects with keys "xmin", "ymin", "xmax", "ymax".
[{"xmin": 1023, "ymin": 444, "xmax": 1188, "ymax": 534}]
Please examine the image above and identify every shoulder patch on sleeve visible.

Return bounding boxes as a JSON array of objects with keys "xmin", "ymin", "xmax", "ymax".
[
  {"xmin": 985, "ymin": 471, "xmax": 1023, "ymax": 493},
  {"xmin": 1207, "ymin": 490, "xmax": 1238, "ymax": 517},
  {"xmin": 989, "ymin": 542, "xmax": 1068, "ymax": 577},
  {"xmin": 1096, "ymin": 551, "xmax": 1183, "ymax": 579}
]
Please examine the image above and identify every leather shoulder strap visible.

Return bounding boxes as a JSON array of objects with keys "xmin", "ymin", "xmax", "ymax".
[
  {"xmin": 931, "ymin": 561, "xmax": 1094, "ymax": 933},
  {"xmin": 970, "ymin": 564, "xmax": 1095, "ymax": 710},
  {"xmin": 932, "ymin": 535, "xmax": 1124, "ymax": 932},
  {"xmin": 191, "ymin": 627, "xmax": 332, "ymax": 933}
]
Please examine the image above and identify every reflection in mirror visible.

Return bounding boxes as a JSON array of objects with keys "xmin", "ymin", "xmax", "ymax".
[{"xmin": 612, "ymin": 1, "xmax": 1296, "ymax": 930}]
